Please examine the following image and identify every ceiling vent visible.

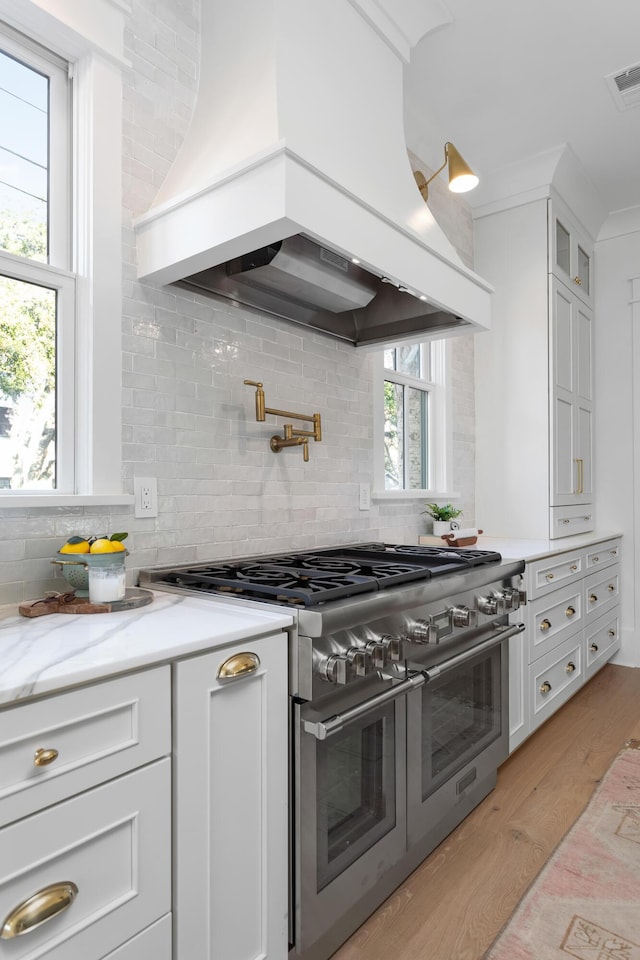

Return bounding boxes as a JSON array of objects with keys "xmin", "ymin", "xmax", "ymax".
[{"xmin": 606, "ymin": 62, "xmax": 640, "ymax": 110}]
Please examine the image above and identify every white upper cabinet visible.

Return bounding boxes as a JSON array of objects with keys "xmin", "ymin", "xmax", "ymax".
[
  {"xmin": 549, "ymin": 198, "xmax": 593, "ymax": 307},
  {"xmin": 475, "ymin": 193, "xmax": 595, "ymax": 540}
]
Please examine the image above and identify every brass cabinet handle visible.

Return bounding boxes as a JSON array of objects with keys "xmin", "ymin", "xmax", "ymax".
[
  {"xmin": 608, "ymin": 629, "xmax": 616, "ymax": 638},
  {"xmin": 608, "ymin": 584, "xmax": 616, "ymax": 592},
  {"xmin": 33, "ymin": 748, "xmax": 59, "ymax": 767},
  {"xmin": 545, "ymin": 572, "xmax": 554, "ymax": 580},
  {"xmin": 611, "ymin": 549, "xmax": 618, "ymax": 557},
  {"xmin": 589, "ymin": 593, "xmax": 597, "ymax": 603},
  {"xmin": 583, "ymin": 515, "xmax": 592, "ymax": 521},
  {"xmin": 565, "ymin": 661, "xmax": 576, "ymax": 674},
  {"xmin": 540, "ymin": 681, "xmax": 552, "ymax": 695},
  {"xmin": 573, "ymin": 276, "xmax": 582, "ymax": 285},
  {"xmin": 590, "ymin": 643, "xmax": 599, "ymax": 653},
  {"xmin": 1, "ymin": 881, "xmax": 78, "ymax": 939},
  {"xmin": 570, "ymin": 564, "xmax": 578, "ymax": 571},
  {"xmin": 574, "ymin": 458, "xmax": 584, "ymax": 495},
  {"xmin": 562, "ymin": 519, "xmax": 570, "ymax": 525},
  {"xmin": 540, "ymin": 619, "xmax": 552, "ymax": 632},
  {"xmin": 592, "ymin": 555, "xmax": 599, "ymax": 563},
  {"xmin": 217, "ymin": 651, "xmax": 260, "ymax": 681},
  {"xmin": 565, "ymin": 606, "xmax": 576, "ymax": 618}
]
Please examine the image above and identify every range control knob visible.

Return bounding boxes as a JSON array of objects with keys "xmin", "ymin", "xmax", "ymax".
[
  {"xmin": 451, "ymin": 605, "xmax": 477, "ymax": 628},
  {"xmin": 319, "ymin": 655, "xmax": 349, "ymax": 685},
  {"xmin": 365, "ymin": 640, "xmax": 389, "ymax": 669},
  {"xmin": 476, "ymin": 594, "xmax": 498, "ymax": 616},
  {"xmin": 407, "ymin": 619, "xmax": 431, "ymax": 643},
  {"xmin": 346, "ymin": 646, "xmax": 370, "ymax": 677},
  {"xmin": 378, "ymin": 634, "xmax": 402, "ymax": 662}
]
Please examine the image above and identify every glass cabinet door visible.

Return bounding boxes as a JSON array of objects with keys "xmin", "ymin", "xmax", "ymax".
[{"xmin": 549, "ymin": 200, "xmax": 593, "ymax": 306}]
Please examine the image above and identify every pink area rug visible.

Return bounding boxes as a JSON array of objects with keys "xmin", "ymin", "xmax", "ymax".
[{"xmin": 484, "ymin": 740, "xmax": 640, "ymax": 960}]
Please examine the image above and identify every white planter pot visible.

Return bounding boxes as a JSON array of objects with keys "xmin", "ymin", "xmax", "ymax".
[{"xmin": 432, "ymin": 521, "xmax": 453, "ymax": 536}]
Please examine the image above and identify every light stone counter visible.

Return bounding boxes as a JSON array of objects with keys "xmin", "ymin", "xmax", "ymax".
[
  {"xmin": 418, "ymin": 530, "xmax": 623, "ymax": 562},
  {"xmin": 0, "ymin": 591, "xmax": 293, "ymax": 706}
]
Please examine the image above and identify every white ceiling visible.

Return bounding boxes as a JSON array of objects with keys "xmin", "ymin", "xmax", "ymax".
[{"xmin": 404, "ymin": 0, "xmax": 640, "ymax": 220}]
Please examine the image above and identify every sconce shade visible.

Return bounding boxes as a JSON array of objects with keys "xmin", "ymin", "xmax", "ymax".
[
  {"xmin": 446, "ymin": 142, "xmax": 479, "ymax": 193},
  {"xmin": 413, "ymin": 141, "xmax": 479, "ymax": 203}
]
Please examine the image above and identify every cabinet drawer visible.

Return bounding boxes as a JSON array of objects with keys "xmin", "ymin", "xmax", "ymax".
[
  {"xmin": 584, "ymin": 566, "xmax": 620, "ymax": 622},
  {"xmin": 528, "ymin": 550, "xmax": 583, "ymax": 599},
  {"xmin": 531, "ymin": 636, "xmax": 583, "ymax": 726},
  {"xmin": 528, "ymin": 583, "xmax": 583, "ymax": 663},
  {"xmin": 0, "ymin": 667, "xmax": 170, "ymax": 827},
  {"xmin": 549, "ymin": 505, "xmax": 594, "ymax": 539},
  {"xmin": 0, "ymin": 759, "xmax": 170, "ymax": 960},
  {"xmin": 102, "ymin": 915, "xmax": 171, "ymax": 960},
  {"xmin": 585, "ymin": 539, "xmax": 621, "ymax": 571},
  {"xmin": 585, "ymin": 610, "xmax": 620, "ymax": 678}
]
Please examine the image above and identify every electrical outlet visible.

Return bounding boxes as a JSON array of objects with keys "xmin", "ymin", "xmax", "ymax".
[
  {"xmin": 359, "ymin": 483, "xmax": 371, "ymax": 511},
  {"xmin": 134, "ymin": 477, "xmax": 158, "ymax": 518}
]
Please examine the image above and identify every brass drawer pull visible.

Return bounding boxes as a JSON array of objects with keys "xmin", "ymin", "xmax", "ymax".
[
  {"xmin": 565, "ymin": 661, "xmax": 576, "ymax": 674},
  {"xmin": 589, "ymin": 593, "xmax": 598, "ymax": 603},
  {"xmin": 565, "ymin": 606, "xmax": 576, "ymax": 618},
  {"xmin": 1, "ymin": 881, "xmax": 78, "ymax": 939},
  {"xmin": 545, "ymin": 573, "xmax": 554, "ymax": 580},
  {"xmin": 592, "ymin": 556, "xmax": 599, "ymax": 563},
  {"xmin": 217, "ymin": 651, "xmax": 260, "ymax": 681},
  {"xmin": 33, "ymin": 748, "xmax": 59, "ymax": 767},
  {"xmin": 590, "ymin": 643, "xmax": 599, "ymax": 653},
  {"xmin": 611, "ymin": 549, "xmax": 618, "ymax": 557},
  {"xmin": 608, "ymin": 584, "xmax": 616, "ymax": 593},
  {"xmin": 570, "ymin": 564, "xmax": 578, "ymax": 571},
  {"xmin": 608, "ymin": 629, "xmax": 616, "ymax": 638},
  {"xmin": 540, "ymin": 619, "xmax": 552, "ymax": 632},
  {"xmin": 540, "ymin": 681, "xmax": 552, "ymax": 695}
]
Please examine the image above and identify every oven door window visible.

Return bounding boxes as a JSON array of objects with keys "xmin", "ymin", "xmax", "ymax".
[
  {"xmin": 315, "ymin": 702, "xmax": 396, "ymax": 890},
  {"xmin": 421, "ymin": 644, "xmax": 502, "ymax": 799}
]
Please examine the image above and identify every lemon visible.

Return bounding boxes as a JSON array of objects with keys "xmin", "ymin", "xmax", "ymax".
[
  {"xmin": 60, "ymin": 538, "xmax": 90, "ymax": 555},
  {"xmin": 107, "ymin": 540, "xmax": 126, "ymax": 552},
  {"xmin": 89, "ymin": 538, "xmax": 118, "ymax": 554}
]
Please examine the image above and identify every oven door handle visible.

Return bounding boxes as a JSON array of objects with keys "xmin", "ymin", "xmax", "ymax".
[
  {"xmin": 302, "ymin": 621, "xmax": 525, "ymax": 741},
  {"xmin": 422, "ymin": 621, "xmax": 525, "ymax": 681},
  {"xmin": 302, "ymin": 671, "xmax": 428, "ymax": 741}
]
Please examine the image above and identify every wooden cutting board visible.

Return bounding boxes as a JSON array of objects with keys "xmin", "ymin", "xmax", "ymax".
[{"xmin": 19, "ymin": 588, "xmax": 154, "ymax": 618}]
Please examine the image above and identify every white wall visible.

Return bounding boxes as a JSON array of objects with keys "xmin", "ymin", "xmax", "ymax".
[
  {"xmin": 594, "ymin": 212, "xmax": 640, "ymax": 666},
  {"xmin": 0, "ymin": 0, "xmax": 478, "ymax": 604}
]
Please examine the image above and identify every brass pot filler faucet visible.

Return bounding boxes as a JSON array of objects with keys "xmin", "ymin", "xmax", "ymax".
[{"xmin": 243, "ymin": 380, "xmax": 322, "ymax": 462}]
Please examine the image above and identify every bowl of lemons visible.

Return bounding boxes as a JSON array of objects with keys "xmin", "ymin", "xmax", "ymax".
[{"xmin": 54, "ymin": 533, "xmax": 129, "ymax": 597}]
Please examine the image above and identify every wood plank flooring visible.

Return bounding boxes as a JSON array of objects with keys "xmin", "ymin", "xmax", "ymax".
[{"xmin": 330, "ymin": 663, "xmax": 640, "ymax": 960}]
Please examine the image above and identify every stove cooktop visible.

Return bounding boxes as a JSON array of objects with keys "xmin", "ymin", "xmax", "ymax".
[{"xmin": 145, "ymin": 542, "xmax": 503, "ymax": 607}]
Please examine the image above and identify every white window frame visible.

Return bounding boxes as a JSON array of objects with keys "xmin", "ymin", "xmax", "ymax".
[
  {"xmin": 372, "ymin": 339, "xmax": 457, "ymax": 500},
  {"xmin": 0, "ymin": 0, "xmax": 131, "ymax": 507}
]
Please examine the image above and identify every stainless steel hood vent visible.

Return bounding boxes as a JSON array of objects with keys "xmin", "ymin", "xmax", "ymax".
[
  {"xmin": 178, "ymin": 235, "xmax": 468, "ymax": 347},
  {"xmin": 135, "ymin": 0, "xmax": 493, "ymax": 348}
]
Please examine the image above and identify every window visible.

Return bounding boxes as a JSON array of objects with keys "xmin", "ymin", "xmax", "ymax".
[
  {"xmin": 0, "ymin": 29, "xmax": 74, "ymax": 491},
  {"xmin": 0, "ymin": 0, "xmax": 128, "ymax": 506},
  {"xmin": 373, "ymin": 339, "xmax": 453, "ymax": 498}
]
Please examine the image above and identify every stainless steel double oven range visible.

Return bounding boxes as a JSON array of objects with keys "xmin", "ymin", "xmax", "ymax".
[{"xmin": 141, "ymin": 542, "xmax": 525, "ymax": 960}]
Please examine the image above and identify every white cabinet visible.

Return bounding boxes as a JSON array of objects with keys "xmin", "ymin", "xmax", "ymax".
[
  {"xmin": 549, "ymin": 198, "xmax": 593, "ymax": 307},
  {"xmin": 475, "ymin": 193, "xmax": 595, "ymax": 540},
  {"xmin": 173, "ymin": 632, "xmax": 289, "ymax": 960},
  {"xmin": 509, "ymin": 538, "xmax": 622, "ymax": 752},
  {"xmin": 549, "ymin": 276, "xmax": 593, "ymax": 508},
  {"xmin": 0, "ymin": 668, "xmax": 172, "ymax": 959}
]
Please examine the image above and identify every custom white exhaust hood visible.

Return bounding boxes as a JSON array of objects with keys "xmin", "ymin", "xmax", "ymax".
[{"xmin": 134, "ymin": 0, "xmax": 493, "ymax": 347}]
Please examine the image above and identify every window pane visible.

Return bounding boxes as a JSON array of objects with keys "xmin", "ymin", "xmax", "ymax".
[
  {"xmin": 0, "ymin": 274, "xmax": 56, "ymax": 489},
  {"xmin": 384, "ymin": 380, "xmax": 404, "ymax": 489},
  {"xmin": 383, "ymin": 348, "xmax": 396, "ymax": 371},
  {"xmin": 397, "ymin": 344, "xmax": 420, "ymax": 378},
  {"xmin": 0, "ymin": 48, "xmax": 48, "ymax": 261},
  {"xmin": 407, "ymin": 386, "xmax": 428, "ymax": 489}
]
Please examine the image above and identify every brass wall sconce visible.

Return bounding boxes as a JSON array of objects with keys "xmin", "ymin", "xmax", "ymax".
[
  {"xmin": 243, "ymin": 380, "xmax": 322, "ymax": 462},
  {"xmin": 413, "ymin": 141, "xmax": 479, "ymax": 204}
]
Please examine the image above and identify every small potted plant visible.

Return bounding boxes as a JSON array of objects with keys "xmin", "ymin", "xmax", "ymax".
[{"xmin": 422, "ymin": 502, "xmax": 463, "ymax": 536}]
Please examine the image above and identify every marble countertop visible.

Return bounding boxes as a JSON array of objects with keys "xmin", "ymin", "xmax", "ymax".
[
  {"xmin": 418, "ymin": 530, "xmax": 623, "ymax": 562},
  {"xmin": 0, "ymin": 591, "xmax": 293, "ymax": 707}
]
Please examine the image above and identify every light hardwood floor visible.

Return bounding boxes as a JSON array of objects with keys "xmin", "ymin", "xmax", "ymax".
[{"xmin": 330, "ymin": 663, "xmax": 640, "ymax": 960}]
